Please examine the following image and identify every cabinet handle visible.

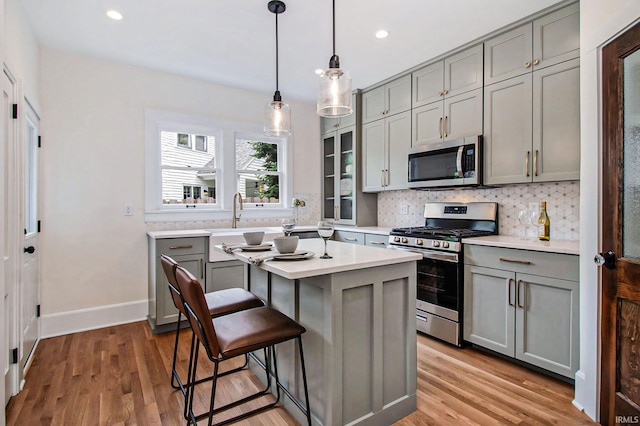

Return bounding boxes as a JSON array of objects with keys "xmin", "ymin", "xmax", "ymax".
[
  {"xmin": 370, "ymin": 241, "xmax": 387, "ymax": 245},
  {"xmin": 517, "ymin": 280, "xmax": 525, "ymax": 308},
  {"xmin": 525, "ymin": 151, "xmax": 530, "ymax": 177},
  {"xmin": 334, "ymin": 205, "xmax": 339, "ymax": 220},
  {"xmin": 380, "ymin": 170, "xmax": 385, "ymax": 187},
  {"xmin": 444, "ymin": 116, "xmax": 448, "ymax": 138},
  {"xmin": 534, "ymin": 150, "xmax": 539, "ymax": 176},
  {"xmin": 438, "ymin": 91, "xmax": 444, "ymax": 96},
  {"xmin": 508, "ymin": 278, "xmax": 515, "ymax": 307},
  {"xmin": 443, "ymin": 90, "xmax": 448, "ymax": 95},
  {"xmin": 345, "ymin": 237, "xmax": 358, "ymax": 241},
  {"xmin": 499, "ymin": 257, "xmax": 532, "ymax": 265},
  {"xmin": 439, "ymin": 117, "xmax": 443, "ymax": 139},
  {"xmin": 385, "ymin": 169, "xmax": 390, "ymax": 186},
  {"xmin": 169, "ymin": 245, "xmax": 193, "ymax": 249},
  {"xmin": 525, "ymin": 61, "xmax": 531, "ymax": 68},
  {"xmin": 200, "ymin": 259, "xmax": 204, "ymax": 279},
  {"xmin": 533, "ymin": 59, "xmax": 539, "ymax": 65}
]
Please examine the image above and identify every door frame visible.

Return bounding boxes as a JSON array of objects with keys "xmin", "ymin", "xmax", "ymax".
[
  {"xmin": 3, "ymin": 64, "xmax": 20, "ymax": 405},
  {"xmin": 600, "ymin": 19, "xmax": 640, "ymax": 425}
]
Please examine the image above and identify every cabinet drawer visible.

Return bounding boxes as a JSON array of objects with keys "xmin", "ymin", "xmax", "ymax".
[
  {"xmin": 464, "ymin": 244, "xmax": 578, "ymax": 281},
  {"xmin": 156, "ymin": 237, "xmax": 206, "ymax": 257},
  {"xmin": 365, "ymin": 233, "xmax": 389, "ymax": 248},
  {"xmin": 334, "ymin": 230, "xmax": 365, "ymax": 245}
]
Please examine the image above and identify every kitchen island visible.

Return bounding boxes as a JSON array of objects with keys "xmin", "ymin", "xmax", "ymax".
[{"xmin": 218, "ymin": 239, "xmax": 421, "ymax": 426}]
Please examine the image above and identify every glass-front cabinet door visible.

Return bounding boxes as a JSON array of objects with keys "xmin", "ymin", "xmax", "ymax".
[{"xmin": 322, "ymin": 126, "xmax": 356, "ymax": 224}]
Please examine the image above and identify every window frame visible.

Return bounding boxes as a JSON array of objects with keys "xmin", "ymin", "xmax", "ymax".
[{"xmin": 145, "ymin": 109, "xmax": 293, "ymax": 222}]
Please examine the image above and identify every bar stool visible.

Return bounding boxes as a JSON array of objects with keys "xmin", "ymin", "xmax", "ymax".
[
  {"xmin": 160, "ymin": 255, "xmax": 264, "ymax": 397},
  {"xmin": 175, "ymin": 265, "xmax": 312, "ymax": 426}
]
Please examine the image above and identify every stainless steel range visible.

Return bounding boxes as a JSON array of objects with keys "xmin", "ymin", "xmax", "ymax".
[{"xmin": 388, "ymin": 202, "xmax": 498, "ymax": 346}]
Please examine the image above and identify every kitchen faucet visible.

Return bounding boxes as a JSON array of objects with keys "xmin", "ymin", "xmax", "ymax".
[{"xmin": 232, "ymin": 192, "xmax": 243, "ymax": 228}]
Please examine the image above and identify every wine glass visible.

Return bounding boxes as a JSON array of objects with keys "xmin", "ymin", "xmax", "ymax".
[
  {"xmin": 282, "ymin": 217, "xmax": 296, "ymax": 236},
  {"xmin": 317, "ymin": 221, "xmax": 334, "ymax": 259},
  {"xmin": 518, "ymin": 209, "xmax": 532, "ymax": 239}
]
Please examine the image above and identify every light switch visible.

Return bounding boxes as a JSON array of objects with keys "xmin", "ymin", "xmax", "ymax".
[{"xmin": 124, "ymin": 204, "xmax": 133, "ymax": 216}]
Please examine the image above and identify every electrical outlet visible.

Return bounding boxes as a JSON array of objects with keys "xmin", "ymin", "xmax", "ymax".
[
  {"xmin": 124, "ymin": 204, "xmax": 133, "ymax": 216},
  {"xmin": 400, "ymin": 205, "xmax": 409, "ymax": 215}
]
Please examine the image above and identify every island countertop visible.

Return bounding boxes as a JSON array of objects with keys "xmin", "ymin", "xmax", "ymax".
[{"xmin": 217, "ymin": 238, "xmax": 421, "ymax": 280}]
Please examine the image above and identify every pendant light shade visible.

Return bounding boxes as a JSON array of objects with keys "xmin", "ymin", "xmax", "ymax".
[
  {"xmin": 317, "ymin": 0, "xmax": 352, "ymax": 117},
  {"xmin": 264, "ymin": 0, "xmax": 291, "ymax": 136}
]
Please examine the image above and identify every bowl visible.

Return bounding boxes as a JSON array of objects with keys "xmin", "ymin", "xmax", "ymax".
[
  {"xmin": 273, "ymin": 236, "xmax": 299, "ymax": 254},
  {"xmin": 243, "ymin": 231, "xmax": 265, "ymax": 246}
]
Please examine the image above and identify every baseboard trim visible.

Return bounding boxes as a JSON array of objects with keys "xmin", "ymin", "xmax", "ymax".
[{"xmin": 41, "ymin": 300, "xmax": 147, "ymax": 338}]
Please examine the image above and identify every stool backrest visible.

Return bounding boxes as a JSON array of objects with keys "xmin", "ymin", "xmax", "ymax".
[
  {"xmin": 175, "ymin": 265, "xmax": 220, "ymax": 357},
  {"xmin": 160, "ymin": 254, "xmax": 186, "ymax": 316}
]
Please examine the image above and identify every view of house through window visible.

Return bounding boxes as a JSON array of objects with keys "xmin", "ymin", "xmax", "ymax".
[
  {"xmin": 235, "ymin": 138, "xmax": 281, "ymax": 204},
  {"xmin": 161, "ymin": 131, "xmax": 217, "ymax": 205}
]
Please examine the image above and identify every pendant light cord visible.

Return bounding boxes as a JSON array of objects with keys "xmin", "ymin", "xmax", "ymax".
[
  {"xmin": 275, "ymin": 10, "xmax": 279, "ymax": 92},
  {"xmin": 332, "ymin": 0, "xmax": 336, "ymax": 56}
]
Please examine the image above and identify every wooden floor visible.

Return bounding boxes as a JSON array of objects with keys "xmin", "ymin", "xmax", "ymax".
[{"xmin": 6, "ymin": 321, "xmax": 596, "ymax": 425}]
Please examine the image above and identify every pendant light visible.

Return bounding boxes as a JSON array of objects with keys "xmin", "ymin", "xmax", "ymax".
[
  {"xmin": 264, "ymin": 0, "xmax": 291, "ymax": 136},
  {"xmin": 316, "ymin": 0, "xmax": 352, "ymax": 117}
]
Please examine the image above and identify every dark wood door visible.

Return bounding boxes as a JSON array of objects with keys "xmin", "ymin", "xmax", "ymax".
[{"xmin": 601, "ymin": 20, "xmax": 640, "ymax": 426}]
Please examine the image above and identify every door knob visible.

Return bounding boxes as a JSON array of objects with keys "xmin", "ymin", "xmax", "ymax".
[
  {"xmin": 594, "ymin": 250, "xmax": 616, "ymax": 269},
  {"xmin": 24, "ymin": 246, "xmax": 35, "ymax": 254}
]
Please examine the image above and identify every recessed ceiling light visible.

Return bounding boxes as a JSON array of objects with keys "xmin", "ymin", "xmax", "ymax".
[
  {"xmin": 106, "ymin": 9, "xmax": 123, "ymax": 20},
  {"xmin": 375, "ymin": 30, "xmax": 389, "ymax": 39}
]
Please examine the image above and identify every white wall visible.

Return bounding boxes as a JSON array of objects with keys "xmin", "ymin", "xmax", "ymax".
[
  {"xmin": 39, "ymin": 49, "xmax": 319, "ymax": 325},
  {"xmin": 4, "ymin": 0, "xmax": 39, "ymax": 110},
  {"xmin": 576, "ymin": 0, "xmax": 640, "ymax": 421}
]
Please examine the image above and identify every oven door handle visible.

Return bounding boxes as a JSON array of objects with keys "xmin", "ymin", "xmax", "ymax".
[{"xmin": 389, "ymin": 245, "xmax": 459, "ymax": 263}]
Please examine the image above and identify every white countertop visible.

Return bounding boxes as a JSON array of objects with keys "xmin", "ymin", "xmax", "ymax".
[
  {"xmin": 462, "ymin": 235, "xmax": 579, "ymax": 255},
  {"xmin": 147, "ymin": 225, "xmax": 393, "ymax": 240},
  {"xmin": 217, "ymin": 239, "xmax": 421, "ymax": 280}
]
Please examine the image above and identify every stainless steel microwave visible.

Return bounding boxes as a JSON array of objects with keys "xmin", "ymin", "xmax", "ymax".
[{"xmin": 407, "ymin": 135, "xmax": 483, "ymax": 189}]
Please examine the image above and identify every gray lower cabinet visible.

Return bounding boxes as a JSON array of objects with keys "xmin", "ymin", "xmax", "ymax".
[
  {"xmin": 334, "ymin": 230, "xmax": 364, "ymax": 245},
  {"xmin": 484, "ymin": 58, "xmax": 580, "ymax": 184},
  {"xmin": 148, "ymin": 237, "xmax": 206, "ymax": 330},
  {"xmin": 205, "ymin": 260, "xmax": 245, "ymax": 292},
  {"xmin": 364, "ymin": 233, "xmax": 389, "ymax": 248},
  {"xmin": 463, "ymin": 245, "xmax": 579, "ymax": 378}
]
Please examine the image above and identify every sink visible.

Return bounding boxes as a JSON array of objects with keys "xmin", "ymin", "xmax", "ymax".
[{"xmin": 208, "ymin": 227, "xmax": 284, "ymax": 262}]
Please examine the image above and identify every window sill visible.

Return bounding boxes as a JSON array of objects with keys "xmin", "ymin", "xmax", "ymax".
[{"xmin": 145, "ymin": 207, "xmax": 294, "ymax": 223}]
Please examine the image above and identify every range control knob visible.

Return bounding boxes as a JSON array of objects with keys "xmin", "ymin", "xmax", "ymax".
[
  {"xmin": 401, "ymin": 237, "xmax": 409, "ymax": 244},
  {"xmin": 442, "ymin": 242, "xmax": 450, "ymax": 249},
  {"xmin": 416, "ymin": 239, "xmax": 424, "ymax": 245},
  {"xmin": 394, "ymin": 237, "xmax": 400, "ymax": 243},
  {"xmin": 432, "ymin": 241, "xmax": 440, "ymax": 247}
]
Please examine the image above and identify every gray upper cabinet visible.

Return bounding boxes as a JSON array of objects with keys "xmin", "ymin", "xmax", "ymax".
[
  {"xmin": 411, "ymin": 44, "xmax": 484, "ymax": 147},
  {"xmin": 362, "ymin": 75, "xmax": 412, "ymax": 124},
  {"xmin": 485, "ymin": 58, "xmax": 580, "ymax": 184},
  {"xmin": 362, "ymin": 111, "xmax": 411, "ymax": 192},
  {"xmin": 484, "ymin": 3, "xmax": 579, "ymax": 86},
  {"xmin": 412, "ymin": 88, "xmax": 483, "ymax": 147},
  {"xmin": 412, "ymin": 44, "xmax": 484, "ymax": 108},
  {"xmin": 321, "ymin": 92, "xmax": 378, "ymax": 225}
]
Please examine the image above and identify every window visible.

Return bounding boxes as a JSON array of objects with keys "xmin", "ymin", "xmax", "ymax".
[
  {"xmin": 161, "ymin": 130, "xmax": 217, "ymax": 206},
  {"xmin": 235, "ymin": 137, "xmax": 282, "ymax": 205},
  {"xmin": 145, "ymin": 109, "xmax": 291, "ymax": 221}
]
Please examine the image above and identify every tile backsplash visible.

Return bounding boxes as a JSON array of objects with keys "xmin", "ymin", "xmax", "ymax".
[{"xmin": 377, "ymin": 181, "xmax": 579, "ymax": 240}]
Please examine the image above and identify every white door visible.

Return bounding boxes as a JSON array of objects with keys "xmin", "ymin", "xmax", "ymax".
[
  {"xmin": 21, "ymin": 102, "xmax": 40, "ymax": 375},
  {"xmin": 2, "ymin": 69, "xmax": 18, "ymax": 406}
]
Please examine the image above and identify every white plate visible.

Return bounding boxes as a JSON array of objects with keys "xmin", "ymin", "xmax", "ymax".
[
  {"xmin": 271, "ymin": 251, "xmax": 315, "ymax": 261},
  {"xmin": 240, "ymin": 244, "xmax": 273, "ymax": 252}
]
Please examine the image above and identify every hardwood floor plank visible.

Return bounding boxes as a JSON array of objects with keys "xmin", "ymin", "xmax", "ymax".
[{"xmin": 6, "ymin": 322, "xmax": 596, "ymax": 425}]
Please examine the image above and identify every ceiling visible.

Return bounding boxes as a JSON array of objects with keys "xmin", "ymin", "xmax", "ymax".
[{"xmin": 18, "ymin": 0, "xmax": 565, "ymax": 103}]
